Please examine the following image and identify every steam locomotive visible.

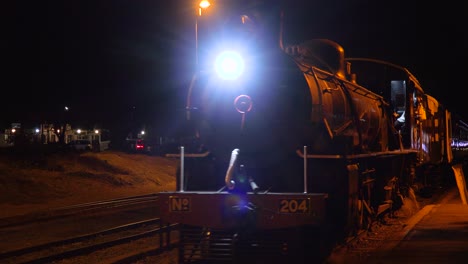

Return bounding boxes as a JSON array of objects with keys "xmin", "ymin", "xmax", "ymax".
[{"xmin": 158, "ymin": 1, "xmax": 460, "ymax": 263}]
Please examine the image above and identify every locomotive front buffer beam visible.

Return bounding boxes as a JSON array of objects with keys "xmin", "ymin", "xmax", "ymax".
[{"xmin": 158, "ymin": 192, "xmax": 328, "ymax": 230}]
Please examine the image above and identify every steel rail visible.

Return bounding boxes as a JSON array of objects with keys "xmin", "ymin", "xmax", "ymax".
[
  {"xmin": 0, "ymin": 218, "xmax": 168, "ymax": 263},
  {"xmin": 0, "ymin": 194, "xmax": 159, "ymax": 229}
]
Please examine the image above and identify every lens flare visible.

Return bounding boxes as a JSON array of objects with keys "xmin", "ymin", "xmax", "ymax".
[{"xmin": 214, "ymin": 51, "xmax": 245, "ymax": 80}]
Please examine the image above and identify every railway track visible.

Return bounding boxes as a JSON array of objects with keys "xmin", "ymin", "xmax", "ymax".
[
  {"xmin": 0, "ymin": 185, "xmax": 451, "ymax": 264},
  {"xmin": 0, "ymin": 194, "xmax": 176, "ymax": 264},
  {"xmin": 0, "ymin": 217, "xmax": 179, "ymax": 264},
  {"xmin": 0, "ymin": 194, "xmax": 159, "ymax": 229}
]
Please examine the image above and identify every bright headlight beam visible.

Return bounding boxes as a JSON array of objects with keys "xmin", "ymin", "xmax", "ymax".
[{"xmin": 214, "ymin": 51, "xmax": 245, "ymax": 80}]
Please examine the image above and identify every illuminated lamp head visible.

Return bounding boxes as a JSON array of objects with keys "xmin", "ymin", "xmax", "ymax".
[{"xmin": 214, "ymin": 50, "xmax": 245, "ymax": 80}]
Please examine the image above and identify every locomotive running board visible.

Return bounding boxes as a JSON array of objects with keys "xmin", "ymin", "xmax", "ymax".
[
  {"xmin": 296, "ymin": 149, "xmax": 418, "ymax": 159},
  {"xmin": 158, "ymin": 192, "xmax": 328, "ymax": 229}
]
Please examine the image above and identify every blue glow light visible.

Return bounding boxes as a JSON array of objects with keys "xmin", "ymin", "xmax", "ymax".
[{"xmin": 214, "ymin": 50, "xmax": 245, "ymax": 80}]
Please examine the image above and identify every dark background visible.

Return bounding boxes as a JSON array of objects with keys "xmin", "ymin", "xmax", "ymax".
[{"xmin": 3, "ymin": 0, "xmax": 467, "ymax": 132}]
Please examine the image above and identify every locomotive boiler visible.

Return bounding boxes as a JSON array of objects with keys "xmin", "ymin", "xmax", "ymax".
[{"xmin": 158, "ymin": 1, "xmax": 454, "ymax": 263}]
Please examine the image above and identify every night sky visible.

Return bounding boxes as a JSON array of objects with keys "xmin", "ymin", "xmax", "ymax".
[{"xmin": 3, "ymin": 0, "xmax": 467, "ymax": 132}]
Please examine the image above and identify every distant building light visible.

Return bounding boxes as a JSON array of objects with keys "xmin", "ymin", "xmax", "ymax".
[
  {"xmin": 141, "ymin": 131, "xmax": 145, "ymax": 135},
  {"xmin": 11, "ymin": 129, "xmax": 16, "ymax": 133},
  {"xmin": 35, "ymin": 128, "xmax": 40, "ymax": 133},
  {"xmin": 77, "ymin": 129, "xmax": 81, "ymax": 134},
  {"xmin": 95, "ymin": 130, "xmax": 99, "ymax": 134}
]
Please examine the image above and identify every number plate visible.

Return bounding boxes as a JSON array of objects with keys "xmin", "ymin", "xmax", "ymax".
[
  {"xmin": 279, "ymin": 199, "xmax": 310, "ymax": 213},
  {"xmin": 169, "ymin": 197, "xmax": 191, "ymax": 212}
]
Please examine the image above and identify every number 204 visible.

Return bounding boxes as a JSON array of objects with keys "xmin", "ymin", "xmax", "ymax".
[{"xmin": 279, "ymin": 199, "xmax": 309, "ymax": 213}]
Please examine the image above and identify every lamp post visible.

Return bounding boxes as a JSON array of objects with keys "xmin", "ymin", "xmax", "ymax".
[
  {"xmin": 187, "ymin": 1, "xmax": 211, "ymax": 120},
  {"xmin": 195, "ymin": 0, "xmax": 211, "ymax": 68},
  {"xmin": 61, "ymin": 106, "xmax": 69, "ymax": 144}
]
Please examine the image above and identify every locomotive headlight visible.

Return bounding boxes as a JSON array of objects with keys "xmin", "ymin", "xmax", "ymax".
[{"xmin": 214, "ymin": 50, "xmax": 245, "ymax": 80}]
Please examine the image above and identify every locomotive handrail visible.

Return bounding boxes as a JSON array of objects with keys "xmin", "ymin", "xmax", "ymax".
[
  {"xmin": 345, "ymin": 57, "xmax": 423, "ymax": 92},
  {"xmin": 296, "ymin": 149, "xmax": 418, "ymax": 159},
  {"xmin": 167, "ymin": 148, "xmax": 211, "ymax": 192},
  {"xmin": 180, "ymin": 146, "xmax": 184, "ymax": 192},
  {"xmin": 303, "ymin": 146, "xmax": 308, "ymax": 193}
]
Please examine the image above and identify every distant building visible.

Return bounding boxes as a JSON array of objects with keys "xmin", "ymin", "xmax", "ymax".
[
  {"xmin": 0, "ymin": 132, "xmax": 12, "ymax": 148},
  {"xmin": 3, "ymin": 123, "xmax": 111, "ymax": 151}
]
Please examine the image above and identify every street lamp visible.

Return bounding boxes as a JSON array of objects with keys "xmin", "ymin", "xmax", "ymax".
[
  {"xmin": 199, "ymin": 0, "xmax": 210, "ymax": 10},
  {"xmin": 187, "ymin": 1, "xmax": 211, "ymax": 120},
  {"xmin": 195, "ymin": 0, "xmax": 211, "ymax": 70}
]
